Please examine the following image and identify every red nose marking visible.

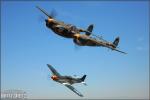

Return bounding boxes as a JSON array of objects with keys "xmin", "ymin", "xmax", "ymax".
[{"xmin": 51, "ymin": 75, "xmax": 58, "ymax": 80}]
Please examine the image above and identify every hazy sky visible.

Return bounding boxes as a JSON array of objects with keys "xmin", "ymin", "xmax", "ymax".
[{"xmin": 1, "ymin": 1, "xmax": 149, "ymax": 99}]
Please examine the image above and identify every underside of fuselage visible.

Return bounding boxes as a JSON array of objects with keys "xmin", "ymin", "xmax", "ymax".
[
  {"xmin": 74, "ymin": 38, "xmax": 99, "ymax": 46},
  {"xmin": 55, "ymin": 76, "xmax": 80, "ymax": 85}
]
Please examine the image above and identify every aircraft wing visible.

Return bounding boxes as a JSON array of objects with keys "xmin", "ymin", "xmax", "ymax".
[
  {"xmin": 113, "ymin": 48, "xmax": 127, "ymax": 54},
  {"xmin": 47, "ymin": 64, "xmax": 61, "ymax": 76},
  {"xmin": 63, "ymin": 83, "xmax": 84, "ymax": 97},
  {"xmin": 87, "ymin": 37, "xmax": 127, "ymax": 54},
  {"xmin": 87, "ymin": 37, "xmax": 105, "ymax": 46}
]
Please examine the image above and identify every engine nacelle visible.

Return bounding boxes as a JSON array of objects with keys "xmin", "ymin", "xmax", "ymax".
[{"xmin": 73, "ymin": 38, "xmax": 84, "ymax": 46}]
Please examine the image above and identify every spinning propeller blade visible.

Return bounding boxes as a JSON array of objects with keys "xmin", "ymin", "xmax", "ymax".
[{"xmin": 36, "ymin": 6, "xmax": 57, "ymax": 19}]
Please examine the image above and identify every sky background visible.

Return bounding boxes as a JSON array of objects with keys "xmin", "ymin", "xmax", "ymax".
[{"xmin": 1, "ymin": 1, "xmax": 149, "ymax": 99}]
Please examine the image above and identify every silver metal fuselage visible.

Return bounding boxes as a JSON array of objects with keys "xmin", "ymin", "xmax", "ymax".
[{"xmin": 53, "ymin": 75, "xmax": 82, "ymax": 85}]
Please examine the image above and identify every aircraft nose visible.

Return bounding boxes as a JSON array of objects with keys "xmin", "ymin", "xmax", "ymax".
[{"xmin": 51, "ymin": 75, "xmax": 58, "ymax": 80}]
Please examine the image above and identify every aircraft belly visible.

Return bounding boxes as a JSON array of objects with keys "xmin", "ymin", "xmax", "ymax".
[
  {"xmin": 53, "ymin": 29, "xmax": 74, "ymax": 38},
  {"xmin": 57, "ymin": 79, "xmax": 71, "ymax": 84},
  {"xmin": 86, "ymin": 42, "xmax": 98, "ymax": 46},
  {"xmin": 57, "ymin": 77, "xmax": 78, "ymax": 84}
]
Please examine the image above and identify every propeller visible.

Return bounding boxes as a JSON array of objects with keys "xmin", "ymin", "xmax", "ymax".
[
  {"xmin": 47, "ymin": 74, "xmax": 51, "ymax": 80},
  {"xmin": 50, "ymin": 8, "xmax": 57, "ymax": 19},
  {"xmin": 73, "ymin": 39, "xmax": 81, "ymax": 50},
  {"xmin": 36, "ymin": 6, "xmax": 57, "ymax": 19},
  {"xmin": 38, "ymin": 15, "xmax": 45, "ymax": 22},
  {"xmin": 73, "ymin": 33, "xmax": 82, "ymax": 50}
]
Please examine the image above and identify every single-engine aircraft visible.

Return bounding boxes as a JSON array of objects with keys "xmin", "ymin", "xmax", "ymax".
[
  {"xmin": 36, "ymin": 6, "xmax": 93, "ymax": 38},
  {"xmin": 73, "ymin": 33, "xmax": 127, "ymax": 54},
  {"xmin": 47, "ymin": 64, "xmax": 86, "ymax": 97}
]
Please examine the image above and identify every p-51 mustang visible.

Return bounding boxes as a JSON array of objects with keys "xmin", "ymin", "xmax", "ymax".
[
  {"xmin": 36, "ymin": 6, "xmax": 93, "ymax": 38},
  {"xmin": 73, "ymin": 33, "xmax": 127, "ymax": 54},
  {"xmin": 47, "ymin": 64, "xmax": 86, "ymax": 97}
]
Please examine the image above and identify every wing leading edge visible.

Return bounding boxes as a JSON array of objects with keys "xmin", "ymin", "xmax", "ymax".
[
  {"xmin": 47, "ymin": 64, "xmax": 61, "ymax": 76},
  {"xmin": 87, "ymin": 37, "xmax": 127, "ymax": 54},
  {"xmin": 63, "ymin": 83, "xmax": 84, "ymax": 97}
]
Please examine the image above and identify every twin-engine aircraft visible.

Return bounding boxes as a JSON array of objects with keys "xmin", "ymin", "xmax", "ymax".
[
  {"xmin": 37, "ymin": 6, "xmax": 127, "ymax": 54},
  {"xmin": 47, "ymin": 64, "xmax": 86, "ymax": 97},
  {"xmin": 36, "ymin": 6, "xmax": 93, "ymax": 38},
  {"xmin": 73, "ymin": 34, "xmax": 127, "ymax": 54}
]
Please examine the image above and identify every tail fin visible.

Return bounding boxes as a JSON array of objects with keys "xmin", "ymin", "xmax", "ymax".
[
  {"xmin": 81, "ymin": 75, "xmax": 86, "ymax": 81},
  {"xmin": 86, "ymin": 24, "xmax": 93, "ymax": 36},
  {"xmin": 113, "ymin": 37, "xmax": 120, "ymax": 48}
]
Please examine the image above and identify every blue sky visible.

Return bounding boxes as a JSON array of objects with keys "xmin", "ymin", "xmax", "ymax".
[{"xmin": 1, "ymin": 1, "xmax": 149, "ymax": 99}]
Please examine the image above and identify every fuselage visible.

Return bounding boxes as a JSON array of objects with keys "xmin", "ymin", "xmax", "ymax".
[
  {"xmin": 74, "ymin": 34, "xmax": 116, "ymax": 48},
  {"xmin": 45, "ymin": 18, "xmax": 79, "ymax": 38},
  {"xmin": 51, "ymin": 75, "xmax": 82, "ymax": 85}
]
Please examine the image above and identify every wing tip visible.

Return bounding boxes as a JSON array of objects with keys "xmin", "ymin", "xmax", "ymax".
[
  {"xmin": 47, "ymin": 64, "xmax": 53, "ymax": 69},
  {"xmin": 80, "ymin": 94, "xmax": 84, "ymax": 97},
  {"xmin": 47, "ymin": 64, "xmax": 51, "ymax": 66}
]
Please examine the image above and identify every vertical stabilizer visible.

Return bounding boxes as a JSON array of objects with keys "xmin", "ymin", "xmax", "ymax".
[
  {"xmin": 85, "ymin": 24, "xmax": 94, "ymax": 36},
  {"xmin": 113, "ymin": 37, "xmax": 120, "ymax": 47}
]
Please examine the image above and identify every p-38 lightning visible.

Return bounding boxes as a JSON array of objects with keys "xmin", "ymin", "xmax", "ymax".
[
  {"xmin": 73, "ymin": 33, "xmax": 127, "ymax": 54},
  {"xmin": 47, "ymin": 64, "xmax": 86, "ymax": 97},
  {"xmin": 37, "ymin": 6, "xmax": 127, "ymax": 54},
  {"xmin": 36, "ymin": 6, "xmax": 93, "ymax": 38}
]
